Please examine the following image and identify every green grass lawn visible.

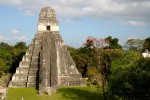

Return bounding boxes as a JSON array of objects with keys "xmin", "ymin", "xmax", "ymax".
[{"xmin": 7, "ymin": 85, "xmax": 104, "ymax": 100}]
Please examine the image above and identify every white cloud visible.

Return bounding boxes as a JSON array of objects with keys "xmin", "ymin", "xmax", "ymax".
[
  {"xmin": 10, "ymin": 29, "xmax": 19, "ymax": 34},
  {"xmin": 0, "ymin": 35, "xmax": 3, "ymax": 39},
  {"xmin": 125, "ymin": 21, "xmax": 146, "ymax": 26},
  {"xmin": 0, "ymin": 34, "xmax": 30, "ymax": 45},
  {"xmin": 0, "ymin": 0, "xmax": 150, "ymax": 23},
  {"xmin": 0, "ymin": 35, "xmax": 10, "ymax": 40},
  {"xmin": 14, "ymin": 36, "xmax": 29, "ymax": 41}
]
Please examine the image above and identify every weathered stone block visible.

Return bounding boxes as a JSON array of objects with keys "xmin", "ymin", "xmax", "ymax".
[
  {"xmin": 21, "ymin": 61, "xmax": 30, "ymax": 67},
  {"xmin": 16, "ymin": 67, "xmax": 28, "ymax": 74},
  {"xmin": 27, "ymin": 82, "xmax": 36, "ymax": 87}
]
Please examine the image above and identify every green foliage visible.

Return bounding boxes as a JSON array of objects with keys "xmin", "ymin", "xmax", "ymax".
[
  {"xmin": 10, "ymin": 42, "xmax": 28, "ymax": 73},
  {"xmin": 87, "ymin": 67, "xmax": 100, "ymax": 84},
  {"xmin": 0, "ymin": 48, "xmax": 12, "ymax": 63},
  {"xmin": 67, "ymin": 46, "xmax": 89, "ymax": 77},
  {"xmin": 105, "ymin": 36, "xmax": 122, "ymax": 49},
  {"xmin": 143, "ymin": 37, "xmax": 150, "ymax": 51},
  {"xmin": 108, "ymin": 51, "xmax": 150, "ymax": 100},
  {"xmin": 14, "ymin": 42, "xmax": 27, "ymax": 49},
  {"xmin": 0, "ymin": 42, "xmax": 13, "ymax": 51},
  {"xmin": 100, "ymin": 49, "xmax": 124, "ymax": 81},
  {"xmin": 67, "ymin": 36, "xmax": 145, "ymax": 99},
  {"xmin": 67, "ymin": 37, "xmax": 123, "ymax": 85},
  {"xmin": 80, "ymin": 36, "xmax": 123, "ymax": 100},
  {"xmin": 0, "ymin": 41, "xmax": 28, "ymax": 74},
  {"xmin": 0, "ymin": 42, "xmax": 13, "ymax": 71},
  {"xmin": 0, "ymin": 59, "xmax": 7, "ymax": 72},
  {"xmin": 125, "ymin": 39, "xmax": 144, "ymax": 51}
]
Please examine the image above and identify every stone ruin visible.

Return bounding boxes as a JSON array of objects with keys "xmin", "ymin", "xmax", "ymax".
[
  {"xmin": 0, "ymin": 86, "xmax": 7, "ymax": 100},
  {"xmin": 8, "ymin": 7, "xmax": 84, "ymax": 95}
]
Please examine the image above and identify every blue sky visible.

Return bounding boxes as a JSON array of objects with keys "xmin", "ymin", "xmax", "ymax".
[{"xmin": 0, "ymin": 0, "xmax": 150, "ymax": 48}]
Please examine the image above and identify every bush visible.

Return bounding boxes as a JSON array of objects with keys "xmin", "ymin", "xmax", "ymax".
[{"xmin": 108, "ymin": 51, "xmax": 150, "ymax": 100}]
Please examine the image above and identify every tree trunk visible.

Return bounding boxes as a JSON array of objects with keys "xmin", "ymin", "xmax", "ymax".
[{"xmin": 102, "ymin": 77, "xmax": 106, "ymax": 100}]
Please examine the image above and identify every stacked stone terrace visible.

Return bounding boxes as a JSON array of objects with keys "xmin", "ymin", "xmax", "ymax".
[
  {"xmin": 9, "ymin": 7, "xmax": 84, "ymax": 93},
  {"xmin": 9, "ymin": 32, "xmax": 43, "ymax": 87}
]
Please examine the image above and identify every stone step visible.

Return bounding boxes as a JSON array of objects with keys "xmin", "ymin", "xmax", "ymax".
[
  {"xmin": 28, "ymin": 67, "xmax": 38, "ymax": 71},
  {"xmin": 16, "ymin": 67, "xmax": 29, "ymax": 74},
  {"xmin": 31, "ymin": 57, "xmax": 39, "ymax": 63},
  {"xmin": 12, "ymin": 74, "xmax": 28, "ymax": 81},
  {"xmin": 19, "ymin": 61, "xmax": 30, "ymax": 67},
  {"xmin": 30, "ymin": 63, "xmax": 39, "ymax": 68},
  {"xmin": 28, "ymin": 70, "xmax": 38, "ymax": 75},
  {"xmin": 27, "ymin": 76, "xmax": 37, "ymax": 82},
  {"xmin": 23, "ymin": 55, "xmax": 32, "ymax": 61},
  {"xmin": 27, "ymin": 82, "xmax": 37, "ymax": 87},
  {"xmin": 33, "ymin": 45, "xmax": 41, "ymax": 48},
  {"xmin": 28, "ymin": 45, "xmax": 34, "ymax": 51},
  {"xmin": 9, "ymin": 81, "xmax": 27, "ymax": 87},
  {"xmin": 28, "ymin": 73, "xmax": 37, "ymax": 77},
  {"xmin": 68, "ymin": 80, "xmax": 84, "ymax": 86}
]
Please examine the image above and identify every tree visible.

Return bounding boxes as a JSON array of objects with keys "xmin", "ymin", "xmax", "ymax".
[
  {"xmin": 100, "ymin": 49, "xmax": 124, "ymax": 84},
  {"xmin": 0, "ymin": 48, "xmax": 13, "ymax": 73},
  {"xmin": 143, "ymin": 37, "xmax": 150, "ymax": 51},
  {"xmin": 0, "ymin": 42, "xmax": 13, "ymax": 51},
  {"xmin": 0, "ymin": 42, "xmax": 28, "ymax": 74},
  {"xmin": 0, "ymin": 59, "xmax": 7, "ymax": 77},
  {"xmin": 67, "ymin": 46, "xmax": 89, "ymax": 77},
  {"xmin": 105, "ymin": 36, "xmax": 122, "ymax": 49},
  {"xmin": 125, "ymin": 39, "xmax": 144, "ymax": 51},
  {"xmin": 108, "ymin": 51, "xmax": 150, "ymax": 100},
  {"xmin": 10, "ymin": 42, "xmax": 28, "ymax": 73},
  {"xmin": 14, "ymin": 42, "xmax": 27, "ymax": 49},
  {"xmin": 83, "ymin": 36, "xmax": 107, "ymax": 100}
]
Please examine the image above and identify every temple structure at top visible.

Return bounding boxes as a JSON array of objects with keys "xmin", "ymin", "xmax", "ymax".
[
  {"xmin": 38, "ymin": 7, "xmax": 59, "ymax": 32},
  {"xmin": 8, "ymin": 7, "xmax": 84, "ymax": 95}
]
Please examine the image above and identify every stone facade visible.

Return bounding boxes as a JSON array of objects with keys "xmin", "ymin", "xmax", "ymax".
[{"xmin": 8, "ymin": 7, "xmax": 84, "ymax": 95}]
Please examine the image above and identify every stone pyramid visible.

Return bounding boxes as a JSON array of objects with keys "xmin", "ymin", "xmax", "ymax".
[{"xmin": 8, "ymin": 7, "xmax": 84, "ymax": 95}]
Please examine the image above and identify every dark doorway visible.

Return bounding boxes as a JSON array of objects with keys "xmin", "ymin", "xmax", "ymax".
[{"xmin": 47, "ymin": 26, "xmax": 50, "ymax": 31}]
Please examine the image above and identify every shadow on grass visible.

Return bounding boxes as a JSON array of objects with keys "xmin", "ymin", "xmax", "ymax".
[{"xmin": 59, "ymin": 87, "xmax": 103, "ymax": 100}]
